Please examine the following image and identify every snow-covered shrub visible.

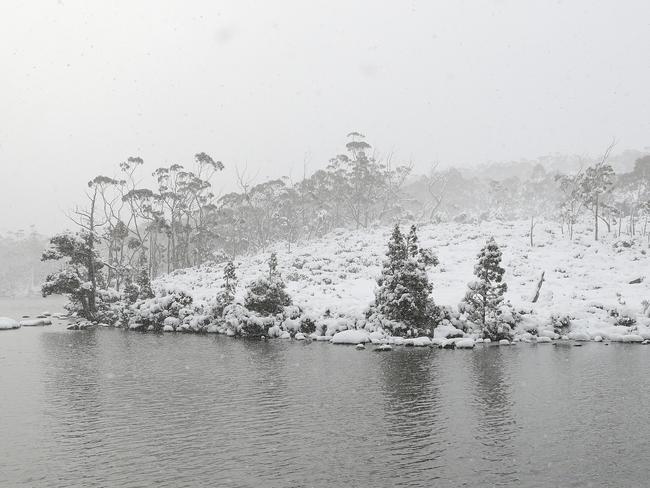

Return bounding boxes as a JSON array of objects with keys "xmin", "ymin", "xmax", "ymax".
[
  {"xmin": 240, "ymin": 316, "xmax": 268, "ymax": 337},
  {"xmin": 550, "ymin": 313, "xmax": 572, "ymax": 334},
  {"xmin": 613, "ymin": 313, "xmax": 636, "ymax": 327},
  {"xmin": 133, "ymin": 291, "xmax": 194, "ymax": 332},
  {"xmin": 244, "ymin": 253, "xmax": 292, "ymax": 315},
  {"xmin": 93, "ymin": 287, "xmax": 124, "ymax": 325},
  {"xmin": 283, "ymin": 305, "xmax": 301, "ymax": 320},
  {"xmin": 122, "ymin": 279, "xmax": 140, "ymax": 304},
  {"xmin": 300, "ymin": 316, "xmax": 316, "ymax": 334}
]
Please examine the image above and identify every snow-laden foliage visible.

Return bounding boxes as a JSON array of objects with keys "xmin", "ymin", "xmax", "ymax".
[
  {"xmin": 460, "ymin": 237, "xmax": 515, "ymax": 340},
  {"xmin": 244, "ymin": 253, "xmax": 292, "ymax": 315},
  {"xmin": 131, "ymin": 290, "xmax": 194, "ymax": 332},
  {"xmin": 41, "ymin": 231, "xmax": 106, "ymax": 319},
  {"xmin": 370, "ymin": 224, "xmax": 436, "ymax": 336},
  {"xmin": 213, "ymin": 260, "xmax": 237, "ymax": 316}
]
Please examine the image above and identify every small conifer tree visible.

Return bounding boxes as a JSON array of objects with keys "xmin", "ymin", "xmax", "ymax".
[
  {"xmin": 461, "ymin": 237, "xmax": 510, "ymax": 340},
  {"xmin": 373, "ymin": 224, "xmax": 435, "ymax": 335},
  {"xmin": 244, "ymin": 252, "xmax": 292, "ymax": 315},
  {"xmin": 214, "ymin": 260, "xmax": 237, "ymax": 316}
]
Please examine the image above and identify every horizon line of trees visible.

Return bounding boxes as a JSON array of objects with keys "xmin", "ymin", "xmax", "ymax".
[{"xmin": 36, "ymin": 134, "xmax": 650, "ymax": 319}]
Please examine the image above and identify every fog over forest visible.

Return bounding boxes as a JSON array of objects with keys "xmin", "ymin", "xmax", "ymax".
[{"xmin": 1, "ymin": 1, "xmax": 649, "ymax": 234}]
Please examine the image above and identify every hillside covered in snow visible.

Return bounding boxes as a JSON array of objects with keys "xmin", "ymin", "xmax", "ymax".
[{"xmin": 153, "ymin": 219, "xmax": 650, "ymax": 342}]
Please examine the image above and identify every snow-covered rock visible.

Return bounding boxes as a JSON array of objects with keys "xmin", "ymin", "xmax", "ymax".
[
  {"xmin": 433, "ymin": 324, "xmax": 464, "ymax": 339},
  {"xmin": 537, "ymin": 329, "xmax": 559, "ymax": 339},
  {"xmin": 0, "ymin": 317, "xmax": 20, "ymax": 330},
  {"xmin": 403, "ymin": 336, "xmax": 432, "ymax": 347},
  {"xmin": 535, "ymin": 336, "xmax": 552, "ymax": 343},
  {"xmin": 375, "ymin": 344, "xmax": 392, "ymax": 351},
  {"xmin": 499, "ymin": 339, "xmax": 511, "ymax": 346},
  {"xmin": 440, "ymin": 338, "xmax": 457, "ymax": 349},
  {"xmin": 162, "ymin": 324, "xmax": 175, "ymax": 332},
  {"xmin": 368, "ymin": 330, "xmax": 388, "ymax": 343},
  {"xmin": 456, "ymin": 338, "xmax": 475, "ymax": 349},
  {"xmin": 20, "ymin": 318, "xmax": 51, "ymax": 326},
  {"xmin": 266, "ymin": 325, "xmax": 281, "ymax": 338},
  {"xmin": 163, "ymin": 317, "xmax": 180, "ymax": 328},
  {"xmin": 355, "ymin": 343, "xmax": 365, "ymax": 350},
  {"xmin": 568, "ymin": 332, "xmax": 591, "ymax": 342},
  {"xmin": 330, "ymin": 329, "xmax": 370, "ymax": 344},
  {"xmin": 294, "ymin": 332, "xmax": 306, "ymax": 340},
  {"xmin": 612, "ymin": 334, "xmax": 643, "ymax": 343},
  {"xmin": 279, "ymin": 330, "xmax": 291, "ymax": 339}
]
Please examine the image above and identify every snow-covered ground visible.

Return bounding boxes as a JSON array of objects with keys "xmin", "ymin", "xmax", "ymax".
[{"xmin": 155, "ymin": 219, "xmax": 650, "ymax": 341}]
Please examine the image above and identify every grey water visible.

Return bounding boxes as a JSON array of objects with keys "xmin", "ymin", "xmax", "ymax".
[{"xmin": 1, "ymin": 297, "xmax": 648, "ymax": 488}]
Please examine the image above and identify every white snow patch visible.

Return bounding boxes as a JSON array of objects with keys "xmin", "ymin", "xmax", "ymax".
[
  {"xmin": 456, "ymin": 338, "xmax": 475, "ymax": 349},
  {"xmin": 330, "ymin": 329, "xmax": 370, "ymax": 344},
  {"xmin": 0, "ymin": 317, "xmax": 20, "ymax": 330}
]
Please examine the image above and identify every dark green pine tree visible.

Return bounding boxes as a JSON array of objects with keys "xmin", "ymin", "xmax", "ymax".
[
  {"xmin": 374, "ymin": 224, "xmax": 435, "ymax": 336},
  {"xmin": 461, "ymin": 237, "xmax": 509, "ymax": 340}
]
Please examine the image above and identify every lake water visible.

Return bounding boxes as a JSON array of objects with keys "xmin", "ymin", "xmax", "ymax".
[{"xmin": 1, "ymin": 297, "xmax": 649, "ymax": 487}]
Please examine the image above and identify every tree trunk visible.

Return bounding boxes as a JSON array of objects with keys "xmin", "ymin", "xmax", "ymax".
[
  {"xmin": 532, "ymin": 271, "xmax": 545, "ymax": 303},
  {"xmin": 594, "ymin": 194, "xmax": 599, "ymax": 241},
  {"xmin": 529, "ymin": 216, "xmax": 535, "ymax": 247}
]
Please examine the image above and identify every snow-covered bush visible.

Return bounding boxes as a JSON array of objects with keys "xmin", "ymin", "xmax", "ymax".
[
  {"xmin": 244, "ymin": 253, "xmax": 292, "ymax": 315},
  {"xmin": 93, "ymin": 287, "xmax": 125, "ymax": 325},
  {"xmin": 300, "ymin": 316, "xmax": 316, "ymax": 334},
  {"xmin": 132, "ymin": 290, "xmax": 194, "ymax": 332},
  {"xmin": 122, "ymin": 279, "xmax": 140, "ymax": 304},
  {"xmin": 550, "ymin": 313, "xmax": 572, "ymax": 335}
]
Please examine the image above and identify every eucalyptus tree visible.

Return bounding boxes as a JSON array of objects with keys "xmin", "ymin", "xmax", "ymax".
[{"xmin": 580, "ymin": 142, "xmax": 616, "ymax": 241}]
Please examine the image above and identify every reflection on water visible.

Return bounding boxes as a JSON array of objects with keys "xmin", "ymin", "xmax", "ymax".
[
  {"xmin": 470, "ymin": 346, "xmax": 517, "ymax": 486},
  {"xmin": 2, "ymin": 309, "xmax": 650, "ymax": 488},
  {"xmin": 377, "ymin": 349, "xmax": 446, "ymax": 484}
]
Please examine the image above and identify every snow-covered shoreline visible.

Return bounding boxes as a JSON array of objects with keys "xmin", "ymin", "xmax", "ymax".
[{"xmin": 135, "ymin": 219, "xmax": 650, "ymax": 344}]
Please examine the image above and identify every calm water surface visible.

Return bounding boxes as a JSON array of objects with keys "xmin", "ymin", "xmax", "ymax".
[{"xmin": 1, "ymin": 297, "xmax": 648, "ymax": 487}]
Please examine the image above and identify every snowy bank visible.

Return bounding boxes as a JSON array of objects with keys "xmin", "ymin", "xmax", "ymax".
[{"xmin": 112, "ymin": 219, "xmax": 650, "ymax": 346}]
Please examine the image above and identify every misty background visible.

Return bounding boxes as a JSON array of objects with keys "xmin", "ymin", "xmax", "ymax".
[{"xmin": 1, "ymin": 0, "xmax": 649, "ymax": 235}]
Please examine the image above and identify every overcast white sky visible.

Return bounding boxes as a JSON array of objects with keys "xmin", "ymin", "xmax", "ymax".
[{"xmin": 1, "ymin": 0, "xmax": 649, "ymax": 233}]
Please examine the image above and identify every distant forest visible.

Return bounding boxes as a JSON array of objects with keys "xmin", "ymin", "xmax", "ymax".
[{"xmin": 0, "ymin": 228, "xmax": 57, "ymax": 297}]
